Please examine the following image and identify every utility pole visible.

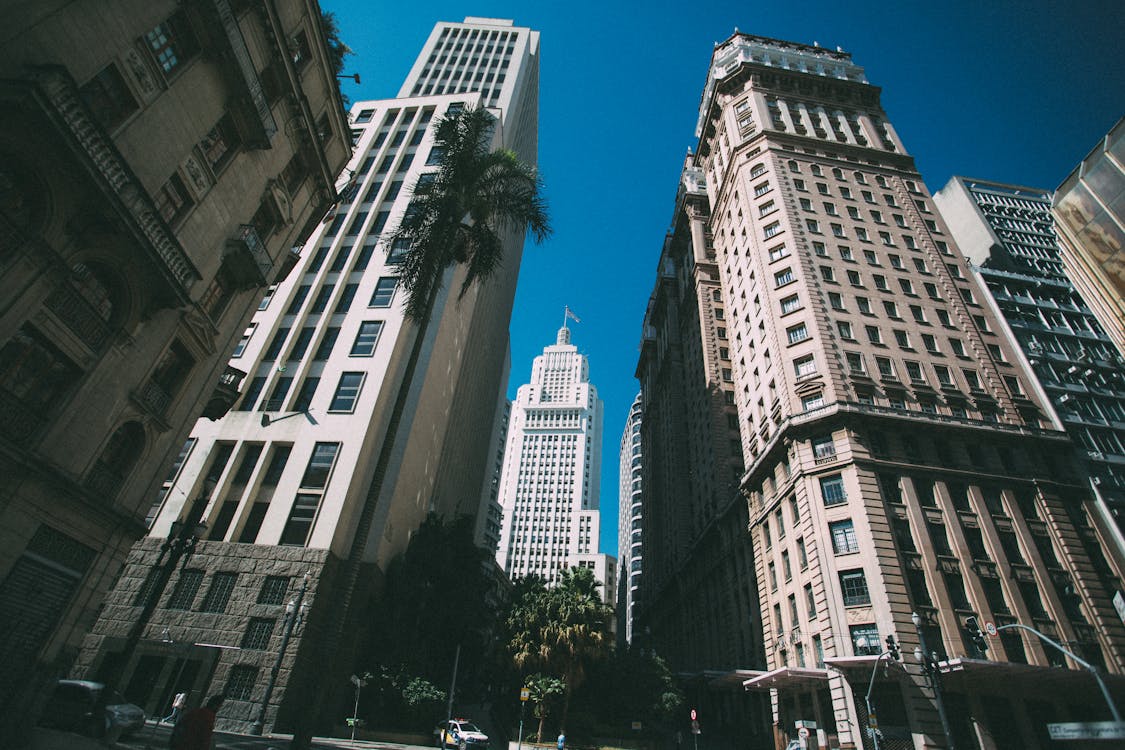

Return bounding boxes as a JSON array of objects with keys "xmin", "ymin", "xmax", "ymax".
[
  {"xmin": 249, "ymin": 572, "xmax": 310, "ymax": 736},
  {"xmin": 445, "ymin": 643, "xmax": 461, "ymax": 725},
  {"xmin": 911, "ymin": 612, "xmax": 955, "ymax": 750}
]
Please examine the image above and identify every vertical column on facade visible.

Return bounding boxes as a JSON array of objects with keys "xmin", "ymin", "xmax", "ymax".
[
  {"xmin": 776, "ymin": 98, "xmax": 799, "ymax": 134},
  {"xmin": 855, "ymin": 113, "xmax": 880, "ymax": 152},
  {"xmin": 1004, "ymin": 487, "xmax": 1081, "ymax": 654},
  {"xmin": 898, "ymin": 475, "xmax": 963, "ymax": 657},
  {"xmin": 965, "ymin": 484, "xmax": 1050, "ymax": 664},
  {"xmin": 1040, "ymin": 488, "xmax": 1125, "ymax": 671},
  {"xmin": 933, "ymin": 479, "xmax": 1001, "ymax": 631},
  {"xmin": 830, "ymin": 110, "xmax": 854, "ymax": 146}
]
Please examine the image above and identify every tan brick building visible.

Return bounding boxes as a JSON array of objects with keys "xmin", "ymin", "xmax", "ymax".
[
  {"xmin": 0, "ymin": 0, "xmax": 349, "ymax": 738},
  {"xmin": 685, "ymin": 31, "xmax": 1125, "ymax": 750}
]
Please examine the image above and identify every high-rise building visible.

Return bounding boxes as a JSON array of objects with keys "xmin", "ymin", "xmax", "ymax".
[
  {"xmin": 634, "ymin": 156, "xmax": 765, "ymax": 741},
  {"xmin": 1052, "ymin": 117, "xmax": 1125, "ymax": 356},
  {"xmin": 617, "ymin": 392, "xmax": 643, "ymax": 644},
  {"xmin": 495, "ymin": 324, "xmax": 615, "ymax": 600},
  {"xmin": 935, "ymin": 176, "xmax": 1125, "ymax": 555},
  {"xmin": 676, "ymin": 31, "xmax": 1125, "ymax": 749},
  {"xmin": 73, "ymin": 17, "xmax": 540, "ymax": 735},
  {"xmin": 0, "ymin": 0, "xmax": 349, "ymax": 737}
]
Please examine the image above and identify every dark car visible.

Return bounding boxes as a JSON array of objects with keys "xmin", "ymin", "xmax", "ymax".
[
  {"xmin": 436, "ymin": 719, "xmax": 490, "ymax": 750},
  {"xmin": 38, "ymin": 679, "xmax": 146, "ymax": 739}
]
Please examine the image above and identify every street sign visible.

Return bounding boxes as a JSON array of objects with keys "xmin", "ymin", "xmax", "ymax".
[
  {"xmin": 690, "ymin": 708, "xmax": 697, "ymax": 721},
  {"xmin": 984, "ymin": 621, "xmax": 997, "ymax": 637},
  {"xmin": 520, "ymin": 687, "xmax": 530, "ymax": 702},
  {"xmin": 1048, "ymin": 722, "xmax": 1125, "ymax": 741},
  {"xmin": 1113, "ymin": 590, "xmax": 1125, "ymax": 625},
  {"xmin": 798, "ymin": 727, "xmax": 810, "ymax": 739},
  {"xmin": 867, "ymin": 712, "xmax": 879, "ymax": 730},
  {"xmin": 631, "ymin": 721, "xmax": 642, "ymax": 731}
]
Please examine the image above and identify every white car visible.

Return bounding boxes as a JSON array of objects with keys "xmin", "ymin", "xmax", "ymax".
[{"xmin": 436, "ymin": 719, "xmax": 490, "ymax": 750}]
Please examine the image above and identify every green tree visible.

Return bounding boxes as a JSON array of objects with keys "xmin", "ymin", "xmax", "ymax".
[
  {"xmin": 390, "ymin": 106, "xmax": 551, "ymax": 320},
  {"xmin": 524, "ymin": 673, "xmax": 565, "ymax": 741},
  {"xmin": 504, "ymin": 568, "xmax": 613, "ymax": 730}
]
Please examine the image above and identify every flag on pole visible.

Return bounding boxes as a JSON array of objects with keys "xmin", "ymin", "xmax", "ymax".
[{"xmin": 564, "ymin": 306, "xmax": 581, "ymax": 324}]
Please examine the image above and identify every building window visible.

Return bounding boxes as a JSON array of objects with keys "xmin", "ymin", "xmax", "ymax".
[
  {"xmin": 258, "ymin": 576, "xmax": 289, "ymax": 605},
  {"xmin": 79, "ymin": 64, "xmax": 138, "ymax": 130},
  {"xmin": 840, "ymin": 570, "xmax": 870, "ymax": 606},
  {"xmin": 145, "ymin": 10, "xmax": 200, "ymax": 77},
  {"xmin": 787, "ymin": 323, "xmax": 809, "ymax": 344},
  {"xmin": 830, "ymin": 520, "xmax": 859, "ymax": 554},
  {"xmin": 0, "ymin": 326, "xmax": 82, "ymax": 425},
  {"xmin": 820, "ymin": 474, "xmax": 846, "ymax": 505},
  {"xmin": 806, "ymin": 584, "xmax": 817, "ymax": 619},
  {"xmin": 241, "ymin": 617, "xmax": 276, "ymax": 650},
  {"xmin": 313, "ymin": 327, "xmax": 340, "ymax": 361},
  {"xmin": 851, "ymin": 624, "xmax": 880, "ymax": 655},
  {"xmin": 200, "ymin": 114, "xmax": 241, "ymax": 174},
  {"xmin": 828, "ymin": 292, "xmax": 844, "ymax": 310},
  {"xmin": 837, "ymin": 321, "xmax": 854, "ymax": 339},
  {"xmin": 764, "ymin": 221, "xmax": 783, "ymax": 239},
  {"xmin": 350, "ymin": 321, "xmax": 384, "ymax": 356},
  {"xmin": 300, "ymin": 442, "xmax": 339, "ymax": 489},
  {"xmin": 329, "ymin": 372, "xmax": 365, "ymax": 412},
  {"xmin": 845, "ymin": 351, "xmax": 865, "ymax": 373},
  {"xmin": 198, "ymin": 572, "xmax": 238, "ymax": 613},
  {"xmin": 794, "ymin": 355, "xmax": 816, "ymax": 377},
  {"xmin": 226, "ymin": 665, "xmax": 258, "ymax": 701},
  {"xmin": 780, "ymin": 294, "xmax": 801, "ymax": 314},
  {"xmin": 774, "ymin": 268, "xmax": 795, "ymax": 287},
  {"xmin": 812, "ymin": 436, "xmax": 836, "ymax": 459},
  {"xmin": 370, "ymin": 277, "xmax": 398, "ymax": 307},
  {"xmin": 155, "ymin": 173, "xmax": 193, "ymax": 226},
  {"xmin": 166, "ymin": 569, "xmax": 204, "ymax": 610}
]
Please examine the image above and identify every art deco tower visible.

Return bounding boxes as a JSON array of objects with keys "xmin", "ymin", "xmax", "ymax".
[
  {"xmin": 678, "ymin": 31, "xmax": 1125, "ymax": 749},
  {"xmin": 76, "ymin": 17, "xmax": 540, "ymax": 735},
  {"xmin": 495, "ymin": 324, "xmax": 615, "ymax": 598}
]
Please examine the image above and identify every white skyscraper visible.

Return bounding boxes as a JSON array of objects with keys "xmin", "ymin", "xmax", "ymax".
[
  {"xmin": 75, "ymin": 17, "xmax": 541, "ymax": 736},
  {"xmin": 617, "ymin": 393, "xmax": 643, "ymax": 644},
  {"xmin": 496, "ymin": 325, "xmax": 615, "ymax": 596}
]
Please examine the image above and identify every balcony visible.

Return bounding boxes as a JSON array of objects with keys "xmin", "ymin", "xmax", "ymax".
[
  {"xmin": 201, "ymin": 0, "xmax": 277, "ymax": 148},
  {"xmin": 222, "ymin": 225, "xmax": 273, "ymax": 289},
  {"xmin": 133, "ymin": 380, "xmax": 172, "ymax": 420},
  {"xmin": 201, "ymin": 365, "xmax": 248, "ymax": 420},
  {"xmin": 44, "ymin": 283, "xmax": 112, "ymax": 350}
]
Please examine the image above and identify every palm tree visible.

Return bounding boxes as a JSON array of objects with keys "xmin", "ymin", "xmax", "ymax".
[
  {"xmin": 390, "ymin": 105, "xmax": 551, "ymax": 320},
  {"xmin": 542, "ymin": 568, "xmax": 613, "ymax": 727}
]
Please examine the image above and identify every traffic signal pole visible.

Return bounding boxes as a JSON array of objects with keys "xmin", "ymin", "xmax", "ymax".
[{"xmin": 994, "ymin": 622, "xmax": 1121, "ymax": 722}]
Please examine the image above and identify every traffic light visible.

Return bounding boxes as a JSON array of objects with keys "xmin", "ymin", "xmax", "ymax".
[
  {"xmin": 885, "ymin": 634, "xmax": 900, "ymax": 660},
  {"xmin": 964, "ymin": 616, "xmax": 989, "ymax": 658}
]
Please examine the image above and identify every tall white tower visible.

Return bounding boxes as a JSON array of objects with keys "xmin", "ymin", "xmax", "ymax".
[
  {"xmin": 75, "ymin": 17, "xmax": 542, "ymax": 736},
  {"xmin": 496, "ymin": 325, "xmax": 614, "ymax": 594}
]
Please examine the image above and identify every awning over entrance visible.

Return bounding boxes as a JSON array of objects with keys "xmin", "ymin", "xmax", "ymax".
[
  {"xmin": 707, "ymin": 669, "xmax": 764, "ymax": 689},
  {"xmin": 937, "ymin": 658, "xmax": 1125, "ymax": 695},
  {"xmin": 824, "ymin": 655, "xmax": 909, "ymax": 680},
  {"xmin": 743, "ymin": 667, "xmax": 830, "ymax": 691}
]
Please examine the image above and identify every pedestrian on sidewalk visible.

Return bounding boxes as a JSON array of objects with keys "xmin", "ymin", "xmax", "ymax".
[
  {"xmin": 170, "ymin": 694, "xmax": 224, "ymax": 750},
  {"xmin": 162, "ymin": 691, "xmax": 187, "ymax": 725},
  {"xmin": 557, "ymin": 730, "xmax": 565, "ymax": 750}
]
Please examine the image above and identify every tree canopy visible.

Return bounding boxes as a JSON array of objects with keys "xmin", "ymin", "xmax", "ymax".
[{"xmin": 391, "ymin": 106, "xmax": 551, "ymax": 320}]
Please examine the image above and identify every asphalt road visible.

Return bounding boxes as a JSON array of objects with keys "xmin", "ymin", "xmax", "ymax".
[{"xmin": 116, "ymin": 722, "xmax": 433, "ymax": 750}]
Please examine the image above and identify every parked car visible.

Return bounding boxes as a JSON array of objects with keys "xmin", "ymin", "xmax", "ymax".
[
  {"xmin": 435, "ymin": 719, "xmax": 490, "ymax": 750},
  {"xmin": 38, "ymin": 679, "xmax": 146, "ymax": 739}
]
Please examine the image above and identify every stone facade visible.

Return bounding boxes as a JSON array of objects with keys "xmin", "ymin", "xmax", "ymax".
[{"xmin": 0, "ymin": 0, "xmax": 349, "ymax": 738}]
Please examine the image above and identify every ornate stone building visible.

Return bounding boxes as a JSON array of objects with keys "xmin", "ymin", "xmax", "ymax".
[
  {"xmin": 681, "ymin": 31, "xmax": 1125, "ymax": 749},
  {"xmin": 634, "ymin": 156, "xmax": 765, "ymax": 744},
  {"xmin": 0, "ymin": 0, "xmax": 349, "ymax": 737}
]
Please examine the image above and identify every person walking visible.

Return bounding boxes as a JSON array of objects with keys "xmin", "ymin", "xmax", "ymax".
[
  {"xmin": 557, "ymin": 730, "xmax": 565, "ymax": 750},
  {"xmin": 170, "ymin": 694, "xmax": 224, "ymax": 750},
  {"xmin": 162, "ymin": 691, "xmax": 187, "ymax": 725}
]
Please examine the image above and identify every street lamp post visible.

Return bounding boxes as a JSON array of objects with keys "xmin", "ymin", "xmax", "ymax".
[
  {"xmin": 349, "ymin": 673, "xmax": 370, "ymax": 741},
  {"xmin": 911, "ymin": 612, "xmax": 955, "ymax": 750},
  {"xmin": 249, "ymin": 572, "xmax": 310, "ymax": 736},
  {"xmin": 111, "ymin": 480, "xmax": 214, "ymax": 688},
  {"xmin": 857, "ymin": 634, "xmax": 900, "ymax": 750}
]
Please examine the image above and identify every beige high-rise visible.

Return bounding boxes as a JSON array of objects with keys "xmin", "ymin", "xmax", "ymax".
[{"xmin": 684, "ymin": 31, "xmax": 1125, "ymax": 750}]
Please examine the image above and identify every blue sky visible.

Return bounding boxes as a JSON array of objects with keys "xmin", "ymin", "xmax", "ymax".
[{"xmin": 324, "ymin": 0, "xmax": 1125, "ymax": 557}]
